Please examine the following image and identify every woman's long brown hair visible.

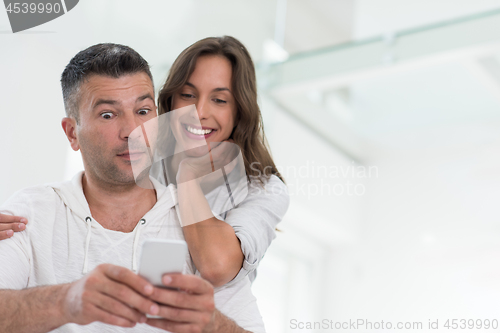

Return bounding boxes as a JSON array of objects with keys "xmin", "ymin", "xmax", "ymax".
[{"xmin": 158, "ymin": 36, "xmax": 284, "ymax": 184}]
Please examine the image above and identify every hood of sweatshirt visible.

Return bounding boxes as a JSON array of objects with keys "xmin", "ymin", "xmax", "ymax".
[{"xmin": 49, "ymin": 171, "xmax": 178, "ymax": 274}]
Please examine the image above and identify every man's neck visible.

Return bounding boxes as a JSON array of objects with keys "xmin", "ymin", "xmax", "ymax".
[{"xmin": 82, "ymin": 173, "xmax": 157, "ymax": 232}]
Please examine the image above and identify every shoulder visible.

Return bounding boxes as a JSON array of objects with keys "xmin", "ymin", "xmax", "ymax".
[
  {"xmin": 242, "ymin": 175, "xmax": 290, "ymax": 214},
  {"xmin": 1, "ymin": 184, "xmax": 58, "ymax": 208},
  {"xmin": 0, "ymin": 184, "xmax": 61, "ymax": 220},
  {"xmin": 248, "ymin": 174, "xmax": 289, "ymax": 199}
]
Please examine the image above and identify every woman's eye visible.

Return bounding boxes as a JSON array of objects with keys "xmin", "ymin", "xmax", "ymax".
[
  {"xmin": 180, "ymin": 93, "xmax": 194, "ymax": 99},
  {"xmin": 138, "ymin": 109, "xmax": 150, "ymax": 115},
  {"xmin": 100, "ymin": 112, "xmax": 113, "ymax": 119},
  {"xmin": 214, "ymin": 98, "xmax": 227, "ymax": 104}
]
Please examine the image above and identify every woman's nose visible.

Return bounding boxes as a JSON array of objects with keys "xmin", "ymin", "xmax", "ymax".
[{"xmin": 195, "ymin": 98, "xmax": 209, "ymax": 120}]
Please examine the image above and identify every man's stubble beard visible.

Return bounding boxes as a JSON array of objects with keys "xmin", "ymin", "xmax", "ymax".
[{"xmin": 79, "ymin": 135, "xmax": 137, "ymax": 187}]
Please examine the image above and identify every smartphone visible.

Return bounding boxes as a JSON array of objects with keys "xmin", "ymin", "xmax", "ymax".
[{"xmin": 137, "ymin": 239, "xmax": 188, "ymax": 287}]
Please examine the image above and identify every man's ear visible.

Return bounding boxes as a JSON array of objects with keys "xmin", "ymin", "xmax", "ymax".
[{"xmin": 61, "ymin": 117, "xmax": 80, "ymax": 151}]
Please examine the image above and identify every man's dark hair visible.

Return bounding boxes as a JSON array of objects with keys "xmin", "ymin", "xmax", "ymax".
[{"xmin": 61, "ymin": 43, "xmax": 153, "ymax": 123}]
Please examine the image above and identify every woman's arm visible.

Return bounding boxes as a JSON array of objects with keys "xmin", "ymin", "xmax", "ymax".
[
  {"xmin": 176, "ymin": 171, "xmax": 290, "ymax": 287},
  {"xmin": 0, "ymin": 214, "xmax": 27, "ymax": 240},
  {"xmin": 176, "ymin": 177, "xmax": 244, "ymax": 287}
]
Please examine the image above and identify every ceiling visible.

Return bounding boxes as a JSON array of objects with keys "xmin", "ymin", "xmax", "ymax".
[{"xmin": 261, "ymin": 6, "xmax": 500, "ymax": 162}]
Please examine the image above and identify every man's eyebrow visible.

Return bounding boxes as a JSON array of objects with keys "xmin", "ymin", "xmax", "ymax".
[
  {"xmin": 92, "ymin": 99, "xmax": 118, "ymax": 109},
  {"xmin": 92, "ymin": 94, "xmax": 154, "ymax": 109},
  {"xmin": 136, "ymin": 93, "xmax": 155, "ymax": 103},
  {"xmin": 185, "ymin": 82, "xmax": 231, "ymax": 93}
]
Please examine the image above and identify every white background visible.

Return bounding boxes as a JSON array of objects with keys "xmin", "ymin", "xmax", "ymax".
[{"xmin": 2, "ymin": 1, "xmax": 500, "ymax": 332}]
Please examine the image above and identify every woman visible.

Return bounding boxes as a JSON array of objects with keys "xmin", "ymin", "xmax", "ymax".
[{"xmin": 0, "ymin": 36, "xmax": 289, "ymax": 288}]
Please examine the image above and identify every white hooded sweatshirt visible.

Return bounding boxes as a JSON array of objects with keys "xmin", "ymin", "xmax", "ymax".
[{"xmin": 0, "ymin": 172, "xmax": 266, "ymax": 332}]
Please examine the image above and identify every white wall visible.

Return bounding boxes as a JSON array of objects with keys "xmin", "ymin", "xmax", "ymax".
[
  {"xmin": 0, "ymin": 38, "xmax": 71, "ymax": 202},
  {"xmin": 324, "ymin": 148, "xmax": 500, "ymax": 323},
  {"xmin": 252, "ymin": 97, "xmax": 363, "ymax": 332},
  {"xmin": 310, "ymin": 1, "xmax": 500, "ymax": 330}
]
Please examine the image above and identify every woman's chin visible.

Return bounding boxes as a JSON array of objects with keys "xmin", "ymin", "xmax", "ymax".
[
  {"xmin": 184, "ymin": 145, "xmax": 210, "ymax": 157},
  {"xmin": 175, "ymin": 138, "xmax": 207, "ymax": 152}
]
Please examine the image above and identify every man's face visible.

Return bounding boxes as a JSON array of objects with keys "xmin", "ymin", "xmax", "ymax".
[{"xmin": 71, "ymin": 73, "xmax": 157, "ymax": 186}]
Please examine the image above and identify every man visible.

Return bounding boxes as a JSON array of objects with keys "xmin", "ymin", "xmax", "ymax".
[{"xmin": 0, "ymin": 44, "xmax": 264, "ymax": 332}]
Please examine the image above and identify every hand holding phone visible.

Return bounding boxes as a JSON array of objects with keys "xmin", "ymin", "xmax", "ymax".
[{"xmin": 137, "ymin": 239, "xmax": 188, "ymax": 287}]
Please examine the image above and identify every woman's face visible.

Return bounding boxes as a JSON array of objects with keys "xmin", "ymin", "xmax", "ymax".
[{"xmin": 170, "ymin": 55, "xmax": 237, "ymax": 155}]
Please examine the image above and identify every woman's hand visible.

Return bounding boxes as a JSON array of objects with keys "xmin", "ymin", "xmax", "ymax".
[
  {"xmin": 176, "ymin": 140, "xmax": 239, "ymax": 185},
  {"xmin": 0, "ymin": 214, "xmax": 27, "ymax": 240}
]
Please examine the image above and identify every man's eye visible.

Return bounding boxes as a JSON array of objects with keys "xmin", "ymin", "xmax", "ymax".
[
  {"xmin": 138, "ymin": 109, "xmax": 150, "ymax": 115},
  {"xmin": 100, "ymin": 112, "xmax": 113, "ymax": 119}
]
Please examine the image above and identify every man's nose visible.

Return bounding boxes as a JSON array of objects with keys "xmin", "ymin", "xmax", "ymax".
[{"xmin": 121, "ymin": 113, "xmax": 141, "ymax": 140}]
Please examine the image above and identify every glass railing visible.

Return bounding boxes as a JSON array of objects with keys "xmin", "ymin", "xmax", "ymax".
[{"xmin": 258, "ymin": 8, "xmax": 500, "ymax": 91}]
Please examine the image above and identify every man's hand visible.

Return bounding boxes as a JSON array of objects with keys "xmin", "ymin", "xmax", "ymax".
[
  {"xmin": 63, "ymin": 263, "xmax": 160, "ymax": 328},
  {"xmin": 146, "ymin": 273, "xmax": 216, "ymax": 332},
  {"xmin": 0, "ymin": 214, "xmax": 27, "ymax": 240}
]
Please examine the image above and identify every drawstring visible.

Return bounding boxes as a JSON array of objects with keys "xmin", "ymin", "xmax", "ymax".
[
  {"xmin": 83, "ymin": 216, "xmax": 92, "ymax": 274},
  {"xmin": 82, "ymin": 217, "xmax": 146, "ymax": 274},
  {"xmin": 132, "ymin": 218, "xmax": 146, "ymax": 272}
]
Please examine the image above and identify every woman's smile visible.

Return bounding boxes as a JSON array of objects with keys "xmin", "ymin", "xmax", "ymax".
[{"xmin": 182, "ymin": 123, "xmax": 217, "ymax": 140}]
